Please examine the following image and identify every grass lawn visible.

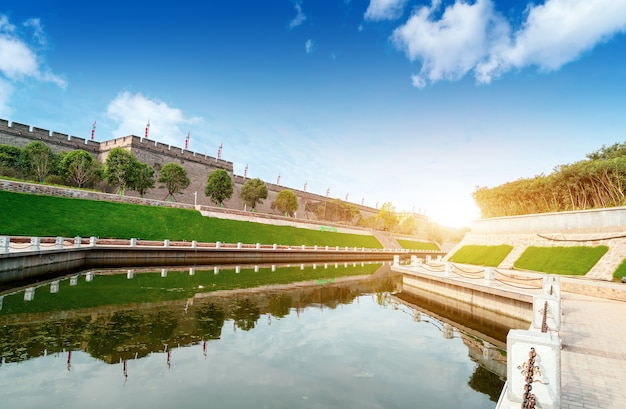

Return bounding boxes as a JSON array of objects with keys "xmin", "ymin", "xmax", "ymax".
[
  {"xmin": 397, "ymin": 239, "xmax": 440, "ymax": 251},
  {"xmin": 448, "ymin": 244, "xmax": 513, "ymax": 267},
  {"xmin": 0, "ymin": 190, "xmax": 382, "ymax": 248},
  {"xmin": 514, "ymin": 246, "xmax": 608, "ymax": 275}
]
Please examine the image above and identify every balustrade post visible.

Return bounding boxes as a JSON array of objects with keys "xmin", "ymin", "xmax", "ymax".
[
  {"xmin": 393, "ymin": 255, "xmax": 400, "ymax": 266},
  {"xmin": 189, "ymin": 267, "xmax": 195, "ymax": 275},
  {"xmin": 237, "ymin": 242, "xmax": 242, "ymax": 249},
  {"xmin": 314, "ymin": 245, "xmax": 318, "ymax": 251},
  {"xmin": 532, "ymin": 294, "xmax": 561, "ymax": 332},
  {"xmin": 74, "ymin": 236, "xmax": 82, "ymax": 248},
  {"xmin": 0, "ymin": 236, "xmax": 9, "ymax": 253},
  {"xmin": 30, "ymin": 237, "xmax": 40, "ymax": 250},
  {"xmin": 90, "ymin": 236, "xmax": 97, "ymax": 247},
  {"xmin": 216, "ymin": 241, "xmax": 221, "ymax": 249},
  {"xmin": 130, "ymin": 238, "xmax": 137, "ymax": 247},
  {"xmin": 256, "ymin": 243, "xmax": 261, "ymax": 249},
  {"xmin": 164, "ymin": 239, "xmax": 170, "ymax": 248},
  {"xmin": 127, "ymin": 269, "xmax": 134, "ymax": 279},
  {"xmin": 161, "ymin": 268, "xmax": 168, "ymax": 277},
  {"xmin": 273, "ymin": 244, "xmax": 277, "ymax": 250},
  {"xmin": 55, "ymin": 237, "xmax": 64, "ymax": 249},
  {"xmin": 507, "ymin": 330, "xmax": 560, "ymax": 409},
  {"xmin": 192, "ymin": 240, "xmax": 197, "ymax": 248},
  {"xmin": 484, "ymin": 268, "xmax": 493, "ymax": 285}
]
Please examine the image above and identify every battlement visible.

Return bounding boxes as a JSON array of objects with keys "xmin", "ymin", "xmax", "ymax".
[{"xmin": 0, "ymin": 119, "xmax": 101, "ymax": 152}]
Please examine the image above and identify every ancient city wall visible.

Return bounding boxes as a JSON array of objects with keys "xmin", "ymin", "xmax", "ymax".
[{"xmin": 0, "ymin": 118, "xmax": 380, "ymax": 220}]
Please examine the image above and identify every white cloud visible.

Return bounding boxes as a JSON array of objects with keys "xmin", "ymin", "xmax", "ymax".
[
  {"xmin": 0, "ymin": 14, "xmax": 66, "ymax": 90},
  {"xmin": 305, "ymin": 39, "xmax": 315, "ymax": 53},
  {"xmin": 289, "ymin": 2, "xmax": 307, "ymax": 29},
  {"xmin": 106, "ymin": 91, "xmax": 201, "ymax": 145},
  {"xmin": 365, "ymin": 0, "xmax": 408, "ymax": 21},
  {"xmin": 391, "ymin": 0, "xmax": 626, "ymax": 87}
]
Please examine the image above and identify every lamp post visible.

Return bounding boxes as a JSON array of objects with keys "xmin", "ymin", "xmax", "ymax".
[{"xmin": 193, "ymin": 191, "xmax": 197, "ymax": 206}]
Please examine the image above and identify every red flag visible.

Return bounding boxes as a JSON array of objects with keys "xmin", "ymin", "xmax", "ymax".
[
  {"xmin": 91, "ymin": 120, "xmax": 96, "ymax": 140},
  {"xmin": 145, "ymin": 119, "xmax": 150, "ymax": 139}
]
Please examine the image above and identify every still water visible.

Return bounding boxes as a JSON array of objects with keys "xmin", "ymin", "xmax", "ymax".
[{"xmin": 0, "ymin": 262, "xmax": 505, "ymax": 409}]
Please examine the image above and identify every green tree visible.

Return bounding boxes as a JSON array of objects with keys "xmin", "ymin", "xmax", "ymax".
[
  {"xmin": 22, "ymin": 141, "xmax": 55, "ymax": 182},
  {"xmin": 0, "ymin": 145, "xmax": 22, "ymax": 177},
  {"xmin": 240, "ymin": 177, "xmax": 268, "ymax": 211},
  {"xmin": 158, "ymin": 162, "xmax": 190, "ymax": 201},
  {"xmin": 59, "ymin": 149, "xmax": 99, "ymax": 188},
  {"xmin": 273, "ymin": 189, "xmax": 298, "ymax": 216},
  {"xmin": 377, "ymin": 202, "xmax": 399, "ymax": 232},
  {"xmin": 205, "ymin": 169, "xmax": 233, "ymax": 206},
  {"xmin": 103, "ymin": 147, "xmax": 140, "ymax": 195},
  {"xmin": 132, "ymin": 162, "xmax": 155, "ymax": 197}
]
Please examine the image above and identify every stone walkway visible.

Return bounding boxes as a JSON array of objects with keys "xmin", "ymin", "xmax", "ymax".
[{"xmin": 560, "ymin": 292, "xmax": 626, "ymax": 409}]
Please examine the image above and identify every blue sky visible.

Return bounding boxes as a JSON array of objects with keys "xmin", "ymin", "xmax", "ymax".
[{"xmin": 1, "ymin": 0, "xmax": 626, "ymax": 227}]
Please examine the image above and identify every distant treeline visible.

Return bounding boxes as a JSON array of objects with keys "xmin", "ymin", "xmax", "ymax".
[{"xmin": 473, "ymin": 142, "xmax": 626, "ymax": 218}]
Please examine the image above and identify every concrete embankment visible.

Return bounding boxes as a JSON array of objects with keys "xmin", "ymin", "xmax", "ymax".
[{"xmin": 0, "ymin": 237, "xmax": 444, "ymax": 286}]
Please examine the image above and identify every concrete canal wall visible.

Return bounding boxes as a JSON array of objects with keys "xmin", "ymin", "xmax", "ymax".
[{"xmin": 0, "ymin": 237, "xmax": 440, "ymax": 286}]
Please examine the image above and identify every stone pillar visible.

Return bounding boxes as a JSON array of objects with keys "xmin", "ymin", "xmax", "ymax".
[
  {"xmin": 216, "ymin": 241, "xmax": 221, "ymax": 249},
  {"xmin": 55, "ymin": 237, "xmax": 64, "ymax": 249},
  {"xmin": 444, "ymin": 262, "xmax": 452, "ymax": 277},
  {"xmin": 543, "ymin": 275, "xmax": 561, "ymax": 300},
  {"xmin": 443, "ymin": 323, "xmax": 454, "ymax": 339},
  {"xmin": 393, "ymin": 255, "xmax": 400, "ymax": 266},
  {"xmin": 507, "ymin": 330, "xmax": 560, "ymax": 409},
  {"xmin": 256, "ymin": 243, "xmax": 261, "ymax": 249},
  {"xmin": 130, "ymin": 238, "xmax": 137, "ymax": 247},
  {"xmin": 189, "ymin": 267, "xmax": 195, "ymax": 275},
  {"xmin": 30, "ymin": 237, "xmax": 40, "ymax": 250},
  {"xmin": 254, "ymin": 265, "xmax": 259, "ymax": 273},
  {"xmin": 74, "ymin": 236, "xmax": 82, "ymax": 247},
  {"xmin": 164, "ymin": 239, "xmax": 170, "ymax": 247},
  {"xmin": 70, "ymin": 275, "xmax": 78, "ymax": 286},
  {"xmin": 325, "ymin": 246, "xmax": 329, "ymax": 251},
  {"xmin": 410, "ymin": 255, "xmax": 418, "ymax": 267},
  {"xmin": 50, "ymin": 280, "xmax": 59, "ymax": 293},
  {"xmin": 85, "ymin": 272, "xmax": 94, "ymax": 282},
  {"xmin": 192, "ymin": 240, "xmax": 197, "ymax": 248},
  {"xmin": 314, "ymin": 245, "xmax": 318, "ymax": 251},
  {"xmin": 161, "ymin": 268, "xmax": 168, "ymax": 277},
  {"xmin": 273, "ymin": 244, "xmax": 277, "ymax": 250},
  {"xmin": 0, "ymin": 236, "xmax": 9, "ymax": 253},
  {"xmin": 237, "ymin": 242, "xmax": 242, "ymax": 249},
  {"xmin": 425, "ymin": 255, "xmax": 431, "ymax": 264},
  {"xmin": 90, "ymin": 236, "xmax": 97, "ymax": 246},
  {"xmin": 301, "ymin": 244, "xmax": 306, "ymax": 250},
  {"xmin": 484, "ymin": 268, "xmax": 494, "ymax": 285},
  {"xmin": 271, "ymin": 265, "xmax": 276, "ymax": 272},
  {"xmin": 127, "ymin": 269, "xmax": 134, "ymax": 279},
  {"xmin": 214, "ymin": 266, "xmax": 219, "ymax": 275},
  {"xmin": 235, "ymin": 266, "xmax": 240, "ymax": 273},
  {"xmin": 532, "ymin": 294, "xmax": 561, "ymax": 332}
]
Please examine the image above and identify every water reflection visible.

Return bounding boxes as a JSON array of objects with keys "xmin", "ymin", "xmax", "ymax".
[{"xmin": 0, "ymin": 262, "xmax": 505, "ymax": 409}]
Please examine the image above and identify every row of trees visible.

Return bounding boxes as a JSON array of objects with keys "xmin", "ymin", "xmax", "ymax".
[{"xmin": 473, "ymin": 142, "xmax": 626, "ymax": 218}]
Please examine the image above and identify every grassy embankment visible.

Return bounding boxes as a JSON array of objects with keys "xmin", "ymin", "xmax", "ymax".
[
  {"xmin": 448, "ymin": 244, "xmax": 609, "ymax": 276},
  {"xmin": 448, "ymin": 245, "xmax": 513, "ymax": 267},
  {"xmin": 396, "ymin": 239, "xmax": 440, "ymax": 251},
  {"xmin": 0, "ymin": 190, "xmax": 382, "ymax": 248}
]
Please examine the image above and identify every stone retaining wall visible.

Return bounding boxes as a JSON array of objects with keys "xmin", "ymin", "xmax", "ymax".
[{"xmin": 447, "ymin": 231, "xmax": 626, "ymax": 280}]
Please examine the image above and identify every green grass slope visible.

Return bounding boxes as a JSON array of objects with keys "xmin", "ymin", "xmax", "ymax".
[
  {"xmin": 448, "ymin": 245, "xmax": 513, "ymax": 267},
  {"xmin": 397, "ymin": 239, "xmax": 440, "ymax": 251},
  {"xmin": 514, "ymin": 246, "xmax": 608, "ymax": 275},
  {"xmin": 0, "ymin": 190, "xmax": 382, "ymax": 248}
]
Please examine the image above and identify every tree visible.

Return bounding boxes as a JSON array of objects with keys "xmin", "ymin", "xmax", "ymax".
[
  {"xmin": 59, "ymin": 149, "xmax": 99, "ymax": 188},
  {"xmin": 22, "ymin": 141, "xmax": 55, "ymax": 182},
  {"xmin": 377, "ymin": 202, "xmax": 399, "ymax": 232},
  {"xmin": 205, "ymin": 169, "xmax": 233, "ymax": 206},
  {"xmin": 240, "ymin": 177, "xmax": 268, "ymax": 211},
  {"xmin": 273, "ymin": 189, "xmax": 298, "ymax": 216},
  {"xmin": 132, "ymin": 162, "xmax": 155, "ymax": 197},
  {"xmin": 158, "ymin": 162, "xmax": 190, "ymax": 201},
  {"xmin": 103, "ymin": 147, "xmax": 140, "ymax": 195},
  {"xmin": 0, "ymin": 144, "xmax": 22, "ymax": 177}
]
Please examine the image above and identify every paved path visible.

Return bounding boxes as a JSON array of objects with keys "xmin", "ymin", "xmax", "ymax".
[{"xmin": 560, "ymin": 292, "xmax": 626, "ymax": 409}]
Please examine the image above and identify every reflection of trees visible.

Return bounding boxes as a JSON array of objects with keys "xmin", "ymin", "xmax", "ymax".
[
  {"xmin": 195, "ymin": 303, "xmax": 225, "ymax": 339},
  {"xmin": 0, "ymin": 317, "xmax": 88, "ymax": 364},
  {"xmin": 232, "ymin": 298, "xmax": 261, "ymax": 331},
  {"xmin": 268, "ymin": 293, "xmax": 292, "ymax": 318},
  {"xmin": 87, "ymin": 310, "xmax": 177, "ymax": 362},
  {"xmin": 467, "ymin": 364, "xmax": 505, "ymax": 402}
]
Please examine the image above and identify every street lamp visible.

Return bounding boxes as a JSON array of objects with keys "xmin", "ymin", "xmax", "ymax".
[{"xmin": 193, "ymin": 191, "xmax": 197, "ymax": 206}]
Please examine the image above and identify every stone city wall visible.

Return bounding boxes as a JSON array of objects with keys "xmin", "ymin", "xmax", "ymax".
[{"xmin": 0, "ymin": 118, "xmax": 380, "ymax": 220}]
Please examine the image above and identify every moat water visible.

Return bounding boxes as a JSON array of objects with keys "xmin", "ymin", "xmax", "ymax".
[{"xmin": 0, "ymin": 262, "xmax": 506, "ymax": 409}]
